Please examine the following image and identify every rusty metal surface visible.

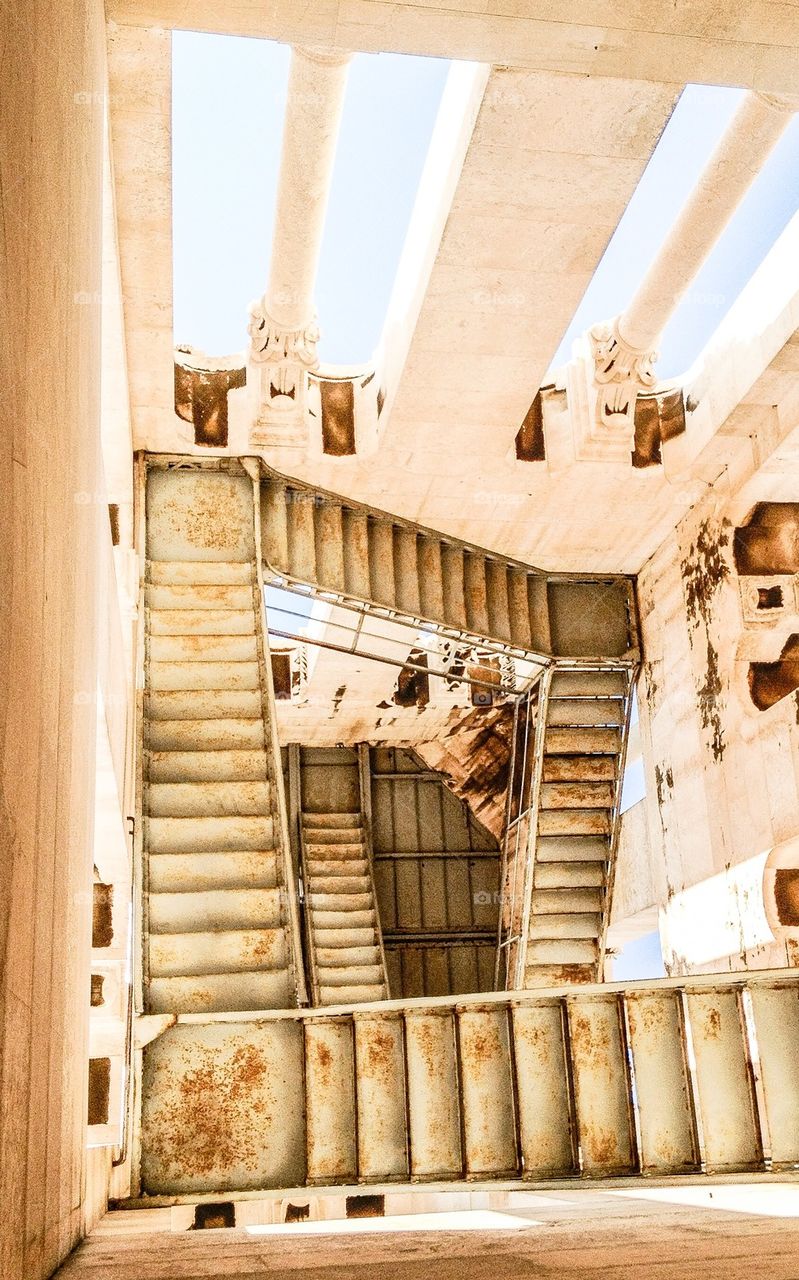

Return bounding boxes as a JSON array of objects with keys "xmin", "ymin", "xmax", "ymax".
[
  {"xmin": 746, "ymin": 984, "xmax": 799, "ymax": 1168},
  {"xmin": 140, "ymin": 1020, "xmax": 305, "ymax": 1195},
  {"xmin": 457, "ymin": 1006, "xmax": 518, "ymax": 1176},
  {"xmin": 404, "ymin": 1010, "xmax": 462, "ymax": 1179},
  {"xmin": 304, "ymin": 1019, "xmax": 357, "ymax": 1184},
  {"xmin": 686, "ymin": 988, "xmax": 763, "ymax": 1172},
  {"xmin": 567, "ymin": 994, "xmax": 636, "ymax": 1175},
  {"xmin": 626, "ymin": 990, "xmax": 698, "ymax": 1173},
  {"xmin": 137, "ymin": 969, "xmax": 799, "ymax": 1198},
  {"xmin": 512, "ymin": 1001, "xmax": 575, "ymax": 1177},
  {"xmin": 353, "ymin": 1012, "xmax": 408, "ymax": 1180}
]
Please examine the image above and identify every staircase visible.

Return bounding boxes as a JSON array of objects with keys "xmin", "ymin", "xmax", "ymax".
[
  {"xmin": 139, "ymin": 971, "xmax": 799, "ymax": 1196},
  {"xmin": 301, "ymin": 813, "xmax": 389, "ymax": 1005},
  {"xmin": 260, "ymin": 465, "xmax": 635, "ymax": 661},
  {"xmin": 142, "ymin": 462, "xmax": 302, "ymax": 1014},
  {"xmin": 523, "ymin": 667, "xmax": 631, "ymax": 987}
]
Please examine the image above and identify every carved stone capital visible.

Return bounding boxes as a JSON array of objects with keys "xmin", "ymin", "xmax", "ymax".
[
  {"xmin": 589, "ymin": 318, "xmax": 658, "ymax": 436},
  {"xmin": 247, "ymin": 301, "xmax": 320, "ymax": 370}
]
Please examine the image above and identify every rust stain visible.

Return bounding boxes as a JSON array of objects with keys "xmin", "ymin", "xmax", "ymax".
[
  {"xmin": 774, "ymin": 869, "xmax": 799, "ymax": 926},
  {"xmin": 585, "ymin": 1127, "xmax": 620, "ymax": 1166},
  {"xmin": 365, "ymin": 1027, "xmax": 396, "ymax": 1081},
  {"xmin": 704, "ymin": 1006, "xmax": 722, "ymax": 1040},
  {"xmin": 570, "ymin": 1013, "xmax": 610, "ymax": 1067}
]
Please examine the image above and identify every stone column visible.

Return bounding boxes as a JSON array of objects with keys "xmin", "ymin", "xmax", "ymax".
[
  {"xmin": 585, "ymin": 91, "xmax": 795, "ymax": 447},
  {"xmin": 249, "ymin": 46, "xmax": 352, "ymax": 445}
]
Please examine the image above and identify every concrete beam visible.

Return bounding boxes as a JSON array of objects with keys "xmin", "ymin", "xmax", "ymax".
[{"xmin": 107, "ymin": 1, "xmax": 799, "ymax": 97}]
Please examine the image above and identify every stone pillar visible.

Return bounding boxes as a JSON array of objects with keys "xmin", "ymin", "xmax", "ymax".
[
  {"xmin": 580, "ymin": 91, "xmax": 795, "ymax": 451},
  {"xmin": 249, "ymin": 46, "xmax": 352, "ymax": 446}
]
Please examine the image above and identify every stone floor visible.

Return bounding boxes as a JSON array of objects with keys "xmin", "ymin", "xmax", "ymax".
[{"xmin": 55, "ymin": 1184, "xmax": 799, "ymax": 1278}]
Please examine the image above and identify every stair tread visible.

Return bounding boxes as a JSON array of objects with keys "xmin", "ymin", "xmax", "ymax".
[
  {"xmin": 148, "ymin": 969, "xmax": 293, "ymax": 1015},
  {"xmin": 147, "ymin": 779, "xmax": 271, "ymax": 818},
  {"xmin": 318, "ymin": 984, "xmax": 386, "ymax": 1006},
  {"xmin": 148, "ymin": 560, "xmax": 253, "ymax": 586},
  {"xmin": 148, "ymin": 926, "xmax": 288, "ymax": 976},
  {"xmin": 148, "ymin": 660, "xmax": 261, "ymax": 692},
  {"xmin": 148, "ymin": 886, "xmax": 282, "ymax": 933},
  {"xmin": 147, "ymin": 814, "xmax": 275, "ymax": 854},
  {"xmin": 148, "ymin": 749, "xmax": 269, "ymax": 783},
  {"xmin": 148, "ymin": 609, "xmax": 256, "ymax": 636},
  {"xmin": 147, "ymin": 719, "xmax": 266, "ymax": 751},
  {"xmin": 148, "ymin": 850, "xmax": 279, "ymax": 893}
]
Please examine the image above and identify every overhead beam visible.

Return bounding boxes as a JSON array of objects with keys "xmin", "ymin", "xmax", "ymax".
[{"xmin": 107, "ymin": 1, "xmax": 799, "ymax": 96}]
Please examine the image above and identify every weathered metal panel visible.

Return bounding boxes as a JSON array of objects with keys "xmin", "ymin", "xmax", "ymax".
[
  {"xmin": 140, "ymin": 1021, "xmax": 305, "ymax": 1195},
  {"xmin": 458, "ymin": 1006, "xmax": 518, "ymax": 1176},
  {"xmin": 368, "ymin": 518, "xmax": 396, "ymax": 608},
  {"xmin": 748, "ymin": 984, "xmax": 799, "ymax": 1167},
  {"xmin": 353, "ymin": 1012, "xmax": 408, "ymax": 1180},
  {"xmin": 512, "ymin": 1001, "xmax": 575, "ymax": 1178},
  {"xmin": 304, "ymin": 1018, "xmax": 357, "ymax": 1183},
  {"xmin": 260, "ymin": 478, "xmax": 289, "ymax": 571},
  {"xmin": 146, "ymin": 468, "xmax": 253, "ymax": 563},
  {"xmin": 404, "ymin": 1010, "xmax": 462, "ymax": 1178},
  {"xmin": 313, "ymin": 499, "xmax": 345, "ymax": 593},
  {"xmin": 285, "ymin": 487, "xmax": 317, "ymax": 584},
  {"xmin": 341, "ymin": 507, "xmax": 371, "ymax": 601},
  {"xmin": 567, "ymin": 994, "xmax": 636, "ymax": 1175},
  {"xmin": 686, "ymin": 988, "xmax": 763, "ymax": 1172},
  {"xmin": 626, "ymin": 990, "xmax": 698, "ymax": 1173}
]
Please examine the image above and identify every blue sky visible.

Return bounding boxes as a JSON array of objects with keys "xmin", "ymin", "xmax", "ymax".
[{"xmin": 173, "ymin": 33, "xmax": 799, "ymax": 379}]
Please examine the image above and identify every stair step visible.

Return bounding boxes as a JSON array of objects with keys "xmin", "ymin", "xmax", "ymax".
[
  {"xmin": 534, "ymin": 862, "xmax": 605, "ymax": 889},
  {"xmin": 146, "ymin": 583, "xmax": 254, "ymax": 610},
  {"xmin": 148, "ymin": 560, "xmax": 253, "ymax": 586},
  {"xmin": 308, "ymin": 892, "xmax": 373, "ymax": 912},
  {"xmin": 148, "ymin": 926, "xmax": 288, "ymax": 976},
  {"xmin": 316, "ymin": 965, "xmax": 384, "ymax": 986},
  {"xmin": 542, "ymin": 756, "xmax": 617, "ymax": 783},
  {"xmin": 536, "ymin": 836, "xmax": 608, "ymax": 862},
  {"xmin": 302, "ymin": 813, "xmax": 363, "ymax": 830},
  {"xmin": 146, "ymin": 689, "xmax": 263, "ymax": 720},
  {"xmin": 149, "ymin": 634, "xmax": 259, "ymax": 663},
  {"xmin": 148, "ymin": 850, "xmax": 279, "ymax": 893},
  {"xmin": 544, "ymin": 727, "xmax": 622, "ymax": 755},
  {"xmin": 538, "ymin": 809, "xmax": 611, "ymax": 837},
  {"xmin": 547, "ymin": 698, "xmax": 625, "ymax": 728},
  {"xmin": 308, "ymin": 876, "xmax": 371, "ymax": 895},
  {"xmin": 148, "ymin": 719, "xmax": 266, "ymax": 752},
  {"xmin": 147, "ymin": 814, "xmax": 274, "ymax": 854},
  {"xmin": 304, "ymin": 842, "xmax": 365, "ymax": 859},
  {"xmin": 307, "ymin": 859, "xmax": 369, "ymax": 879},
  {"xmin": 550, "ymin": 670, "xmax": 629, "ymax": 697},
  {"xmin": 319, "ymin": 984, "xmax": 386, "ymax": 1005},
  {"xmin": 303, "ymin": 828, "xmax": 363, "ymax": 845},
  {"xmin": 523, "ymin": 963, "xmax": 596, "ymax": 989},
  {"xmin": 533, "ymin": 887, "xmax": 603, "ymax": 914},
  {"xmin": 148, "ymin": 887, "xmax": 282, "ymax": 933},
  {"xmin": 315, "ymin": 945, "xmax": 380, "ymax": 968},
  {"xmin": 148, "ymin": 749, "xmax": 269, "ymax": 783},
  {"xmin": 529, "ymin": 913, "xmax": 601, "ymax": 940},
  {"xmin": 314, "ymin": 927, "xmax": 377, "ymax": 949},
  {"xmin": 526, "ymin": 937, "xmax": 599, "ymax": 965},
  {"xmin": 539, "ymin": 781, "xmax": 615, "ymax": 810},
  {"xmin": 148, "ymin": 969, "xmax": 293, "ymax": 1015},
  {"xmin": 309, "ymin": 908, "xmax": 376, "ymax": 929},
  {"xmin": 147, "ymin": 780, "xmax": 271, "ymax": 818},
  {"xmin": 148, "ymin": 660, "xmax": 261, "ymax": 692},
  {"xmin": 148, "ymin": 609, "xmax": 255, "ymax": 636}
]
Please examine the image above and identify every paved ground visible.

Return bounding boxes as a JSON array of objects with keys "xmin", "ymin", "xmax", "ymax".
[{"xmin": 54, "ymin": 1184, "xmax": 799, "ymax": 1278}]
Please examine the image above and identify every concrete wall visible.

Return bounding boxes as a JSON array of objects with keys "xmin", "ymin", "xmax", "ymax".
[
  {"xmin": 0, "ymin": 0, "xmax": 115, "ymax": 1272},
  {"xmin": 637, "ymin": 490, "xmax": 799, "ymax": 974}
]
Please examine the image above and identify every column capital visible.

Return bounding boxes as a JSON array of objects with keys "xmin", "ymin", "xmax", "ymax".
[{"xmin": 589, "ymin": 316, "xmax": 658, "ymax": 437}]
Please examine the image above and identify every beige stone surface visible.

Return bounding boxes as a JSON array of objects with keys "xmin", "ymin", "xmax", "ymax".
[
  {"xmin": 0, "ymin": 0, "xmax": 120, "ymax": 1274},
  {"xmin": 107, "ymin": 0, "xmax": 799, "ymax": 96},
  {"xmin": 55, "ymin": 1186, "xmax": 799, "ymax": 1277}
]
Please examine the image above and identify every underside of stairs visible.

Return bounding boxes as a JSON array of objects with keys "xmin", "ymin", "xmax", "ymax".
[
  {"xmin": 142, "ymin": 463, "xmax": 302, "ymax": 1014},
  {"xmin": 523, "ymin": 667, "xmax": 632, "ymax": 988},
  {"xmin": 301, "ymin": 812, "xmax": 389, "ymax": 1005}
]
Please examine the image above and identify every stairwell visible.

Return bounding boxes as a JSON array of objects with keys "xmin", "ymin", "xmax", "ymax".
[{"xmin": 142, "ymin": 463, "xmax": 302, "ymax": 1014}]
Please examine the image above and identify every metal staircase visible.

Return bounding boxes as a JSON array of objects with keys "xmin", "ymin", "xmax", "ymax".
[
  {"xmin": 141, "ymin": 461, "xmax": 304, "ymax": 1014},
  {"xmin": 138, "ymin": 971, "xmax": 799, "ymax": 1196},
  {"xmin": 259, "ymin": 463, "xmax": 636, "ymax": 662},
  {"xmin": 498, "ymin": 666, "xmax": 633, "ymax": 990},
  {"xmin": 301, "ymin": 812, "xmax": 389, "ymax": 1005}
]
